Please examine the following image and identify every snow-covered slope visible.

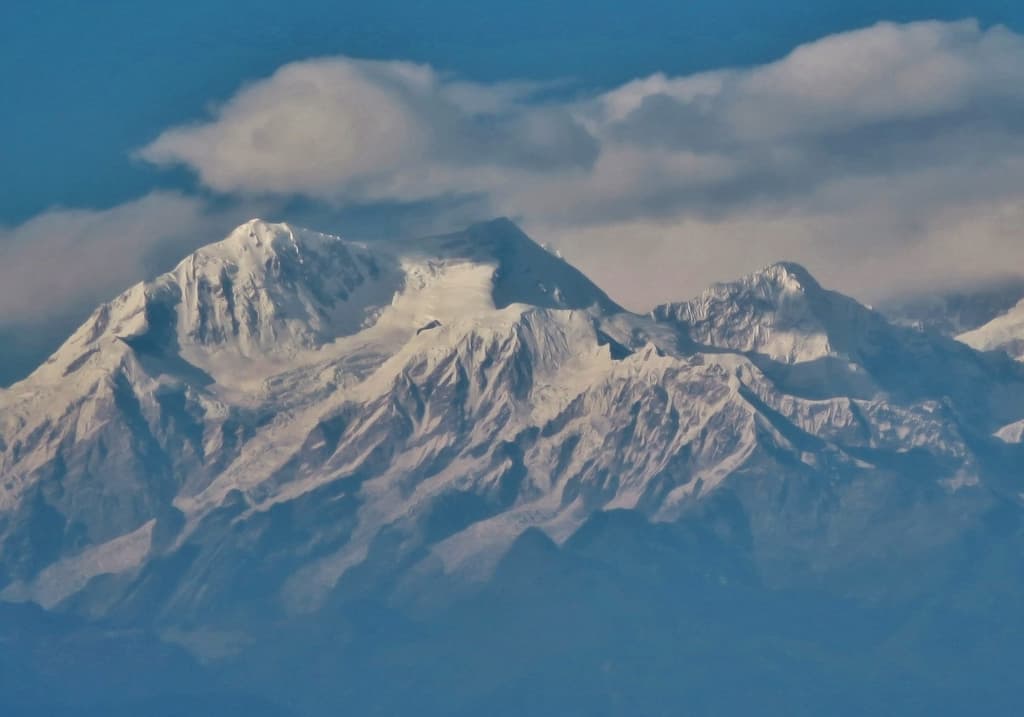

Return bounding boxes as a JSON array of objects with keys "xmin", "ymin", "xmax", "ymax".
[
  {"xmin": 2, "ymin": 220, "xmax": 1023, "ymax": 622},
  {"xmin": 959, "ymin": 298, "xmax": 1024, "ymax": 361},
  {"xmin": 653, "ymin": 261, "xmax": 1024, "ymax": 421}
]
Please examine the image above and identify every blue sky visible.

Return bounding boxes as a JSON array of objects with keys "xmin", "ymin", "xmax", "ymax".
[
  {"xmin": 5, "ymin": 0, "xmax": 1022, "ymax": 223},
  {"xmin": 3, "ymin": 1, "xmax": 1024, "ymax": 384}
]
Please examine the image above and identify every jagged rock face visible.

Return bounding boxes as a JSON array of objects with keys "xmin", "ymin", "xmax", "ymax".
[{"xmin": 2, "ymin": 218, "xmax": 1024, "ymax": 623}]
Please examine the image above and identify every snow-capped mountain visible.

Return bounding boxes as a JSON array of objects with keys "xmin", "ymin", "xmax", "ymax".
[
  {"xmin": 959, "ymin": 298, "xmax": 1024, "ymax": 362},
  {"xmin": 2, "ymin": 217, "xmax": 1024, "ymax": 627}
]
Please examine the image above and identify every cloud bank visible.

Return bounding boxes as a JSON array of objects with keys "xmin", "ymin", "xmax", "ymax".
[
  {"xmin": 5, "ymin": 17, "xmax": 1024, "ymax": 371},
  {"xmin": 135, "ymin": 20, "xmax": 1024, "ymax": 309}
]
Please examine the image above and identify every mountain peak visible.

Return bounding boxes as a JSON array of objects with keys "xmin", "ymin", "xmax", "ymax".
[
  {"xmin": 408, "ymin": 218, "xmax": 622, "ymax": 314},
  {"xmin": 221, "ymin": 217, "xmax": 287, "ymax": 248},
  {"xmin": 755, "ymin": 261, "xmax": 821, "ymax": 292},
  {"xmin": 652, "ymin": 261, "xmax": 873, "ymax": 363},
  {"xmin": 158, "ymin": 220, "xmax": 397, "ymax": 358},
  {"xmin": 199, "ymin": 219, "xmax": 342, "ymax": 263}
]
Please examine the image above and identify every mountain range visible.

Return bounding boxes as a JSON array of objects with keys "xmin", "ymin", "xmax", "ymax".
[{"xmin": 3, "ymin": 218, "xmax": 1024, "ymax": 715}]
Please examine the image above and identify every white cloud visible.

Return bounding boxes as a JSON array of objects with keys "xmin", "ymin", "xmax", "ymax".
[
  {"xmin": 139, "ymin": 58, "xmax": 597, "ymax": 201},
  {"xmin": 132, "ymin": 20, "xmax": 1024, "ymax": 309},
  {"xmin": 0, "ymin": 192, "xmax": 260, "ymax": 324},
  {"xmin": 594, "ymin": 19, "xmax": 1024, "ymax": 144},
  {"xmin": 528, "ymin": 194, "xmax": 1024, "ymax": 313}
]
